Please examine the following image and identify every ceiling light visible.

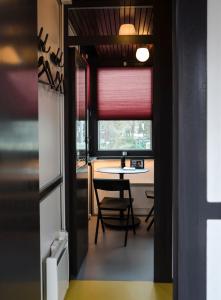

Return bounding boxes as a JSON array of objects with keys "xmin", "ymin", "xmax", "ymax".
[
  {"xmin": 119, "ymin": 24, "xmax": 136, "ymax": 35},
  {"xmin": 136, "ymin": 48, "xmax": 150, "ymax": 62}
]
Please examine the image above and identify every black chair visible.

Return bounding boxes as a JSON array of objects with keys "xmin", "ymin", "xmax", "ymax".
[
  {"xmin": 93, "ymin": 178, "xmax": 136, "ymax": 247},
  {"xmin": 145, "ymin": 190, "xmax": 154, "ymax": 231}
]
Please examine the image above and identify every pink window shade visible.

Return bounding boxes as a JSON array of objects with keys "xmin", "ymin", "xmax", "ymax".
[
  {"xmin": 97, "ymin": 67, "xmax": 153, "ymax": 120},
  {"xmin": 76, "ymin": 68, "xmax": 86, "ymax": 120}
]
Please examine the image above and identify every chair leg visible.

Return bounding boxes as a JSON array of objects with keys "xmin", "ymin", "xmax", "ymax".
[
  {"xmin": 130, "ymin": 204, "xmax": 136, "ymax": 235},
  {"xmin": 147, "ymin": 218, "xmax": 154, "ymax": 231},
  {"xmin": 95, "ymin": 214, "xmax": 100, "ymax": 244},
  {"xmin": 124, "ymin": 207, "xmax": 130, "ymax": 247},
  {"xmin": 145, "ymin": 206, "xmax": 154, "ymax": 222},
  {"xmin": 100, "ymin": 213, "xmax": 105, "ymax": 233}
]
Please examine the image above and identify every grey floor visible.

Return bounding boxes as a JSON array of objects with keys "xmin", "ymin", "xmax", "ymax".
[{"xmin": 77, "ymin": 216, "xmax": 154, "ymax": 281}]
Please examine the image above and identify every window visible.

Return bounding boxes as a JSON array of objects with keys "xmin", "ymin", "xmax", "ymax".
[
  {"xmin": 98, "ymin": 120, "xmax": 152, "ymax": 151},
  {"xmin": 94, "ymin": 67, "xmax": 153, "ymax": 155},
  {"xmin": 76, "ymin": 120, "xmax": 86, "ymax": 150}
]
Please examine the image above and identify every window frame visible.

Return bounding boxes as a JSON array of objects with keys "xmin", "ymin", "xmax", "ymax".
[
  {"xmin": 88, "ymin": 65, "xmax": 154, "ymax": 158},
  {"xmin": 97, "ymin": 119, "xmax": 154, "ymax": 157},
  {"xmin": 89, "ymin": 110, "xmax": 154, "ymax": 158}
]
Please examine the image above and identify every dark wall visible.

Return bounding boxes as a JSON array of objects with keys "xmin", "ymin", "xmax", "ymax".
[
  {"xmin": 64, "ymin": 47, "xmax": 89, "ymax": 278},
  {"xmin": 153, "ymin": 0, "xmax": 173, "ymax": 282},
  {"xmin": 0, "ymin": 1, "xmax": 40, "ymax": 299}
]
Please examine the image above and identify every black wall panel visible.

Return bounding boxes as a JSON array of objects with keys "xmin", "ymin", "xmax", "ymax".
[
  {"xmin": 153, "ymin": 0, "xmax": 173, "ymax": 282},
  {"xmin": 64, "ymin": 46, "xmax": 89, "ymax": 278},
  {"xmin": 0, "ymin": 1, "xmax": 40, "ymax": 299},
  {"xmin": 173, "ymin": 0, "xmax": 207, "ymax": 299}
]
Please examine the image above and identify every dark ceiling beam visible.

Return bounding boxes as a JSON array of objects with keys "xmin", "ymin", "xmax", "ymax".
[
  {"xmin": 96, "ymin": 58, "xmax": 153, "ymax": 67},
  {"xmin": 67, "ymin": 0, "xmax": 153, "ymax": 9},
  {"xmin": 80, "ymin": 46, "xmax": 98, "ymax": 58},
  {"xmin": 68, "ymin": 35, "xmax": 154, "ymax": 46}
]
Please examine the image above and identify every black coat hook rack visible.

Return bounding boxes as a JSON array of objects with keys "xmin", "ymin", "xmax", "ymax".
[
  {"xmin": 38, "ymin": 56, "xmax": 54, "ymax": 88},
  {"xmin": 38, "ymin": 27, "xmax": 51, "ymax": 53},
  {"xmin": 54, "ymin": 71, "xmax": 62, "ymax": 92},
  {"xmin": 38, "ymin": 56, "xmax": 64, "ymax": 94},
  {"xmin": 50, "ymin": 48, "xmax": 64, "ymax": 68}
]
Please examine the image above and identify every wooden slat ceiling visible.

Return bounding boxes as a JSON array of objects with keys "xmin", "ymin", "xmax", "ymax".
[{"xmin": 68, "ymin": 7, "xmax": 153, "ymax": 60}]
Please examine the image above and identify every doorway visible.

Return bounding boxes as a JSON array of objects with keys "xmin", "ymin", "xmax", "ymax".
[{"xmin": 64, "ymin": 0, "xmax": 172, "ymax": 292}]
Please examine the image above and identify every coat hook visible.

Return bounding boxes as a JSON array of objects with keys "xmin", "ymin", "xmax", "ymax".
[
  {"xmin": 38, "ymin": 56, "xmax": 54, "ymax": 88},
  {"xmin": 54, "ymin": 71, "xmax": 62, "ymax": 91},
  {"xmin": 38, "ymin": 27, "xmax": 51, "ymax": 53},
  {"xmin": 43, "ymin": 34, "xmax": 51, "ymax": 53},
  {"xmin": 50, "ymin": 48, "xmax": 60, "ymax": 65},
  {"xmin": 38, "ymin": 27, "xmax": 43, "ymax": 45},
  {"xmin": 58, "ymin": 52, "xmax": 64, "ymax": 68},
  {"xmin": 38, "ymin": 27, "xmax": 43, "ymax": 51},
  {"xmin": 60, "ymin": 74, "xmax": 64, "ymax": 94},
  {"xmin": 50, "ymin": 48, "xmax": 64, "ymax": 67},
  {"xmin": 45, "ymin": 61, "xmax": 54, "ymax": 87}
]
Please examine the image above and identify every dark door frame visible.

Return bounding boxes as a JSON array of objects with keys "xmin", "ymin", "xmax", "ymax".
[
  {"xmin": 172, "ymin": 0, "xmax": 213, "ymax": 299},
  {"xmin": 64, "ymin": 2, "xmax": 173, "ymax": 283},
  {"xmin": 64, "ymin": 45, "xmax": 89, "ymax": 277},
  {"xmin": 153, "ymin": 0, "xmax": 173, "ymax": 282}
]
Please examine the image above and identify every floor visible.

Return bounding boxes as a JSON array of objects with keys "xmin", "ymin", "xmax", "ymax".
[
  {"xmin": 77, "ymin": 216, "xmax": 154, "ymax": 281},
  {"xmin": 65, "ymin": 281, "xmax": 172, "ymax": 300},
  {"xmin": 65, "ymin": 217, "xmax": 172, "ymax": 300}
]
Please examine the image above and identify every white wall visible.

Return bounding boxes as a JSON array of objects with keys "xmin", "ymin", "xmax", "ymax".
[
  {"xmin": 38, "ymin": 87, "xmax": 62, "ymax": 187},
  {"xmin": 207, "ymin": 0, "xmax": 221, "ymax": 203},
  {"xmin": 38, "ymin": 0, "xmax": 65, "ymax": 299},
  {"xmin": 207, "ymin": 220, "xmax": 221, "ymax": 300},
  {"xmin": 207, "ymin": 0, "xmax": 221, "ymax": 299}
]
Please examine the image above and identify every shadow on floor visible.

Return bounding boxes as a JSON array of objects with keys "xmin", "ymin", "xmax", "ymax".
[{"xmin": 77, "ymin": 216, "xmax": 154, "ymax": 281}]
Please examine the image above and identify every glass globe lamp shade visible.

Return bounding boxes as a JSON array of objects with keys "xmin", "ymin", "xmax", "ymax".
[{"xmin": 136, "ymin": 48, "xmax": 150, "ymax": 62}]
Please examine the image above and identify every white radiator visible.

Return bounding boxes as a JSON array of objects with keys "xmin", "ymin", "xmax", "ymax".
[{"xmin": 46, "ymin": 232, "xmax": 69, "ymax": 300}]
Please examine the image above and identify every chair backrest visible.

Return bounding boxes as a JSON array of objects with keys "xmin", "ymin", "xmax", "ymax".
[
  {"xmin": 93, "ymin": 178, "xmax": 130, "ymax": 192},
  {"xmin": 93, "ymin": 179, "xmax": 132, "ymax": 207}
]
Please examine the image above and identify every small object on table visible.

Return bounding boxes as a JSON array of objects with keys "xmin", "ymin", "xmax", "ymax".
[
  {"xmin": 121, "ymin": 151, "xmax": 127, "ymax": 169},
  {"xmin": 121, "ymin": 156, "xmax": 126, "ymax": 168},
  {"xmin": 130, "ymin": 159, "xmax": 144, "ymax": 169}
]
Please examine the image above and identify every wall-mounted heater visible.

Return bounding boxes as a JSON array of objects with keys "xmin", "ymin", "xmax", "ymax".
[{"xmin": 46, "ymin": 232, "xmax": 69, "ymax": 300}]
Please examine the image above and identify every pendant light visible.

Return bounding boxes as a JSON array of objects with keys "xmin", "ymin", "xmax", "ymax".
[{"xmin": 136, "ymin": 47, "xmax": 150, "ymax": 62}]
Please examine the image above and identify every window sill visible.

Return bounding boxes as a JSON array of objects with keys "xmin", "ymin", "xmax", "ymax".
[{"xmin": 90, "ymin": 155, "xmax": 155, "ymax": 160}]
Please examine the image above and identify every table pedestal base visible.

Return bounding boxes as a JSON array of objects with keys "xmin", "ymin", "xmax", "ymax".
[{"xmin": 103, "ymin": 216, "xmax": 140, "ymax": 229}]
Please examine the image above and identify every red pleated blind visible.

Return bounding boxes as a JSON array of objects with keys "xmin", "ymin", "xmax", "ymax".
[
  {"xmin": 76, "ymin": 68, "xmax": 86, "ymax": 120},
  {"xmin": 87, "ymin": 64, "xmax": 91, "ymax": 108},
  {"xmin": 97, "ymin": 67, "xmax": 153, "ymax": 120}
]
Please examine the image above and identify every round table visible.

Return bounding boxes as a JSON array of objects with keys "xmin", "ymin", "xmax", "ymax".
[
  {"xmin": 96, "ymin": 167, "xmax": 149, "ymax": 228},
  {"xmin": 96, "ymin": 167, "xmax": 148, "ymax": 178}
]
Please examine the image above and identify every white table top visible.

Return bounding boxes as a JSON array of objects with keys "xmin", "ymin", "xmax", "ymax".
[{"xmin": 96, "ymin": 167, "xmax": 149, "ymax": 175}]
